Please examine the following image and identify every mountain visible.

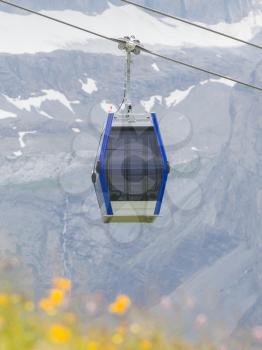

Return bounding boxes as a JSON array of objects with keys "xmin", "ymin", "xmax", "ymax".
[
  {"xmin": 144, "ymin": 0, "xmax": 260, "ymax": 23},
  {"xmin": 0, "ymin": 0, "xmax": 113, "ymax": 13},
  {"xmin": 1, "ymin": 0, "xmax": 261, "ymax": 23},
  {"xmin": 0, "ymin": 0, "xmax": 261, "ymax": 340},
  {"xmin": 0, "ymin": 3, "xmax": 261, "ymax": 55}
]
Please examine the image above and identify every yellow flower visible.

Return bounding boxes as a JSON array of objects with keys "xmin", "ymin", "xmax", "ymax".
[
  {"xmin": 112, "ymin": 333, "xmax": 124, "ymax": 345},
  {"xmin": 39, "ymin": 298, "xmax": 55, "ymax": 313},
  {"xmin": 109, "ymin": 295, "xmax": 131, "ymax": 315},
  {"xmin": 87, "ymin": 341, "xmax": 99, "ymax": 350},
  {"xmin": 53, "ymin": 278, "xmax": 72, "ymax": 291},
  {"xmin": 49, "ymin": 324, "xmax": 71, "ymax": 344},
  {"xmin": 0, "ymin": 293, "xmax": 9, "ymax": 306},
  {"xmin": 140, "ymin": 339, "xmax": 152, "ymax": 350},
  {"xmin": 49, "ymin": 288, "xmax": 65, "ymax": 306}
]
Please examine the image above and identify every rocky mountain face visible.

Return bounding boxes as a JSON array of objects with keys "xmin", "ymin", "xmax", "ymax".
[
  {"xmin": 0, "ymin": 0, "xmax": 261, "ymax": 340},
  {"xmin": 144, "ymin": 0, "xmax": 259, "ymax": 23},
  {"xmin": 0, "ymin": 44, "xmax": 261, "ymax": 333},
  {"xmin": 1, "ymin": 0, "xmax": 260, "ymax": 23}
]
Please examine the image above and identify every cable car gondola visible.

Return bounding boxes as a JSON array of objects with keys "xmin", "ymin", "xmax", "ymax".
[{"xmin": 92, "ymin": 36, "xmax": 169, "ymax": 223}]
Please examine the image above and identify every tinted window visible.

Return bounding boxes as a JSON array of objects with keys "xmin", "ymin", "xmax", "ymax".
[{"xmin": 105, "ymin": 127, "xmax": 163, "ymax": 201}]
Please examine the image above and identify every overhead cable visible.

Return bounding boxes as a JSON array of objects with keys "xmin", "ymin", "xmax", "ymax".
[
  {"xmin": 138, "ymin": 46, "xmax": 262, "ymax": 91},
  {"xmin": 0, "ymin": 0, "xmax": 261, "ymax": 92},
  {"xmin": 120, "ymin": 0, "xmax": 262, "ymax": 50},
  {"xmin": 0, "ymin": 0, "xmax": 122, "ymax": 44}
]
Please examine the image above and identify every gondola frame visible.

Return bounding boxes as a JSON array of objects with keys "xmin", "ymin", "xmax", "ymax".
[{"xmin": 93, "ymin": 112, "xmax": 169, "ymax": 223}]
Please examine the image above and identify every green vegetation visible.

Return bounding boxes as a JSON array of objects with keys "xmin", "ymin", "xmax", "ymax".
[{"xmin": 0, "ymin": 278, "xmax": 260, "ymax": 350}]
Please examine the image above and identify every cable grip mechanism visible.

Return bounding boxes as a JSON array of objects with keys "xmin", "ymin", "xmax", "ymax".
[{"xmin": 118, "ymin": 36, "xmax": 142, "ymax": 119}]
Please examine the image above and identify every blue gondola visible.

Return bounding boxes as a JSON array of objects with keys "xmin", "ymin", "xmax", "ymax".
[{"xmin": 91, "ymin": 36, "xmax": 170, "ymax": 223}]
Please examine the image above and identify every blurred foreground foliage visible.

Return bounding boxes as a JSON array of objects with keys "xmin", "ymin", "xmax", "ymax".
[{"xmin": 0, "ymin": 277, "xmax": 261, "ymax": 350}]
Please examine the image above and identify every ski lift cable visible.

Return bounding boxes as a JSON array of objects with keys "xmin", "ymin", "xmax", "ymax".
[
  {"xmin": 0, "ymin": 0, "xmax": 122, "ymax": 44},
  {"xmin": 138, "ymin": 46, "xmax": 262, "ymax": 91},
  {"xmin": 120, "ymin": 0, "xmax": 262, "ymax": 50},
  {"xmin": 0, "ymin": 0, "xmax": 261, "ymax": 92}
]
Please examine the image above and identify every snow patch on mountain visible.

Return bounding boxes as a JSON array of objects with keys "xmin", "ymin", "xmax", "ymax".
[
  {"xmin": 72, "ymin": 128, "xmax": 80, "ymax": 133},
  {"xmin": 141, "ymin": 96, "xmax": 162, "ymax": 112},
  {"xmin": 152, "ymin": 63, "xmax": 160, "ymax": 72},
  {"xmin": 39, "ymin": 110, "xmax": 54, "ymax": 119},
  {"xmin": 0, "ymin": 5, "xmax": 261, "ymax": 54},
  {"xmin": 79, "ymin": 78, "xmax": 98, "ymax": 94},
  {"xmin": 200, "ymin": 78, "xmax": 236, "ymax": 87},
  {"xmin": 13, "ymin": 150, "xmax": 22, "ymax": 157},
  {"xmin": 162, "ymin": 9, "xmax": 262, "ymax": 47},
  {"xmin": 140, "ymin": 77, "xmax": 236, "ymax": 112},
  {"xmin": 18, "ymin": 131, "xmax": 37, "ymax": 148},
  {"xmin": 0, "ymin": 109, "xmax": 17, "ymax": 120},
  {"xmin": 166, "ymin": 86, "xmax": 195, "ymax": 107},
  {"xmin": 210, "ymin": 9, "xmax": 262, "ymax": 41},
  {"xmin": 4, "ymin": 90, "xmax": 74, "ymax": 113},
  {"xmin": 164, "ymin": 77, "xmax": 236, "ymax": 109}
]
